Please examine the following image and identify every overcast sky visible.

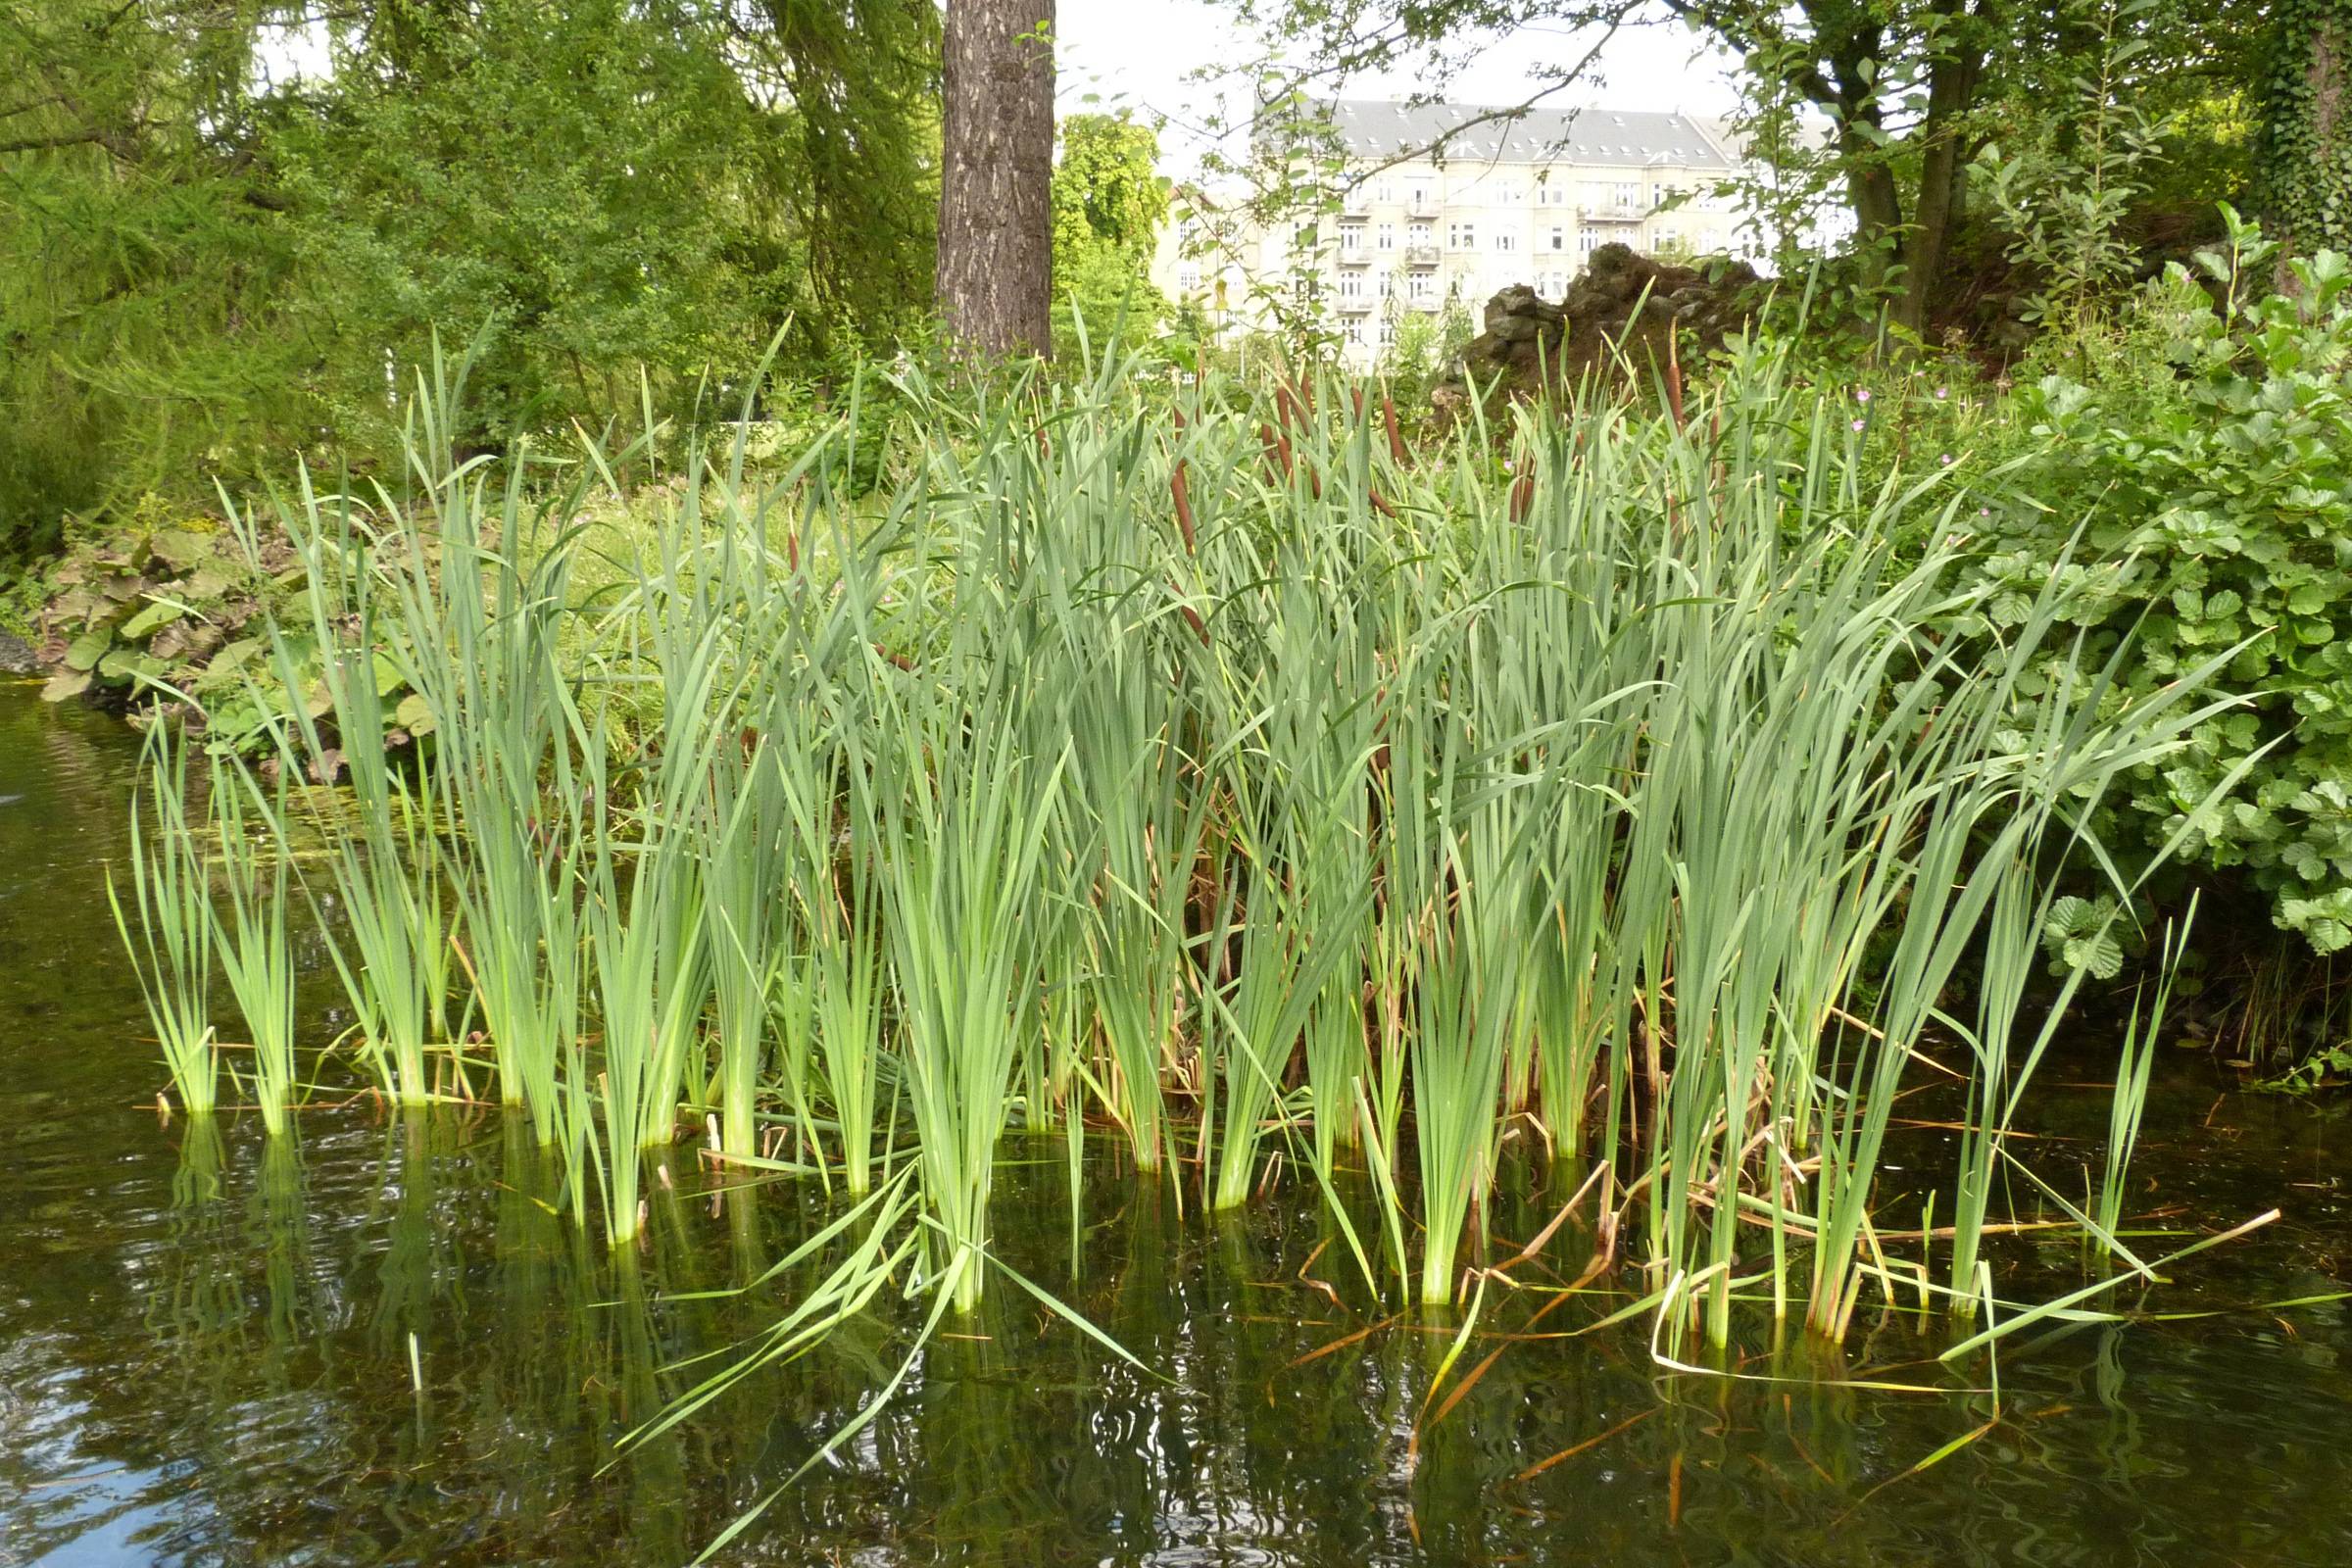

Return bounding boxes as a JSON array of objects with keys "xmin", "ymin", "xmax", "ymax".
[{"xmin": 1054, "ymin": 1, "xmax": 1744, "ymax": 172}]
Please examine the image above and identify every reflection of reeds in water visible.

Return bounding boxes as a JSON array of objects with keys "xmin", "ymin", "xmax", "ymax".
[
  {"xmin": 370, "ymin": 1113, "xmax": 451, "ymax": 1364},
  {"xmin": 252, "ymin": 1132, "xmax": 315, "ymax": 1354},
  {"xmin": 152, "ymin": 1117, "xmax": 244, "ymax": 1354}
]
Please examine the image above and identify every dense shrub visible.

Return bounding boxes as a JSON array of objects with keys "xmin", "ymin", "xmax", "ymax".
[{"xmin": 1968, "ymin": 215, "xmax": 2352, "ymax": 951}]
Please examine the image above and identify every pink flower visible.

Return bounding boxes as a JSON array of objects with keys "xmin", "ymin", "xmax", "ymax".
[
  {"xmin": 1850, "ymin": 417, "xmax": 1866, "ymax": 432},
  {"xmin": 1856, "ymin": 388, "xmax": 1873, "ymax": 404}
]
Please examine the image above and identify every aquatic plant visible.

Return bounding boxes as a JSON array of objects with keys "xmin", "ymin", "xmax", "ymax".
[
  {"xmin": 110, "ymin": 723, "xmax": 217, "ymax": 1118},
  {"xmin": 207, "ymin": 757, "xmax": 300, "ymax": 1135},
  {"xmin": 169, "ymin": 334, "xmax": 2253, "ymax": 1345},
  {"xmin": 246, "ymin": 472, "xmax": 453, "ymax": 1105}
]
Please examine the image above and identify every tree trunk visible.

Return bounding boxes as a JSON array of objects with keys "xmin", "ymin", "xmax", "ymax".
[
  {"xmin": 2258, "ymin": 0, "xmax": 2352, "ymax": 275},
  {"xmin": 938, "ymin": 0, "xmax": 1055, "ymax": 358},
  {"xmin": 1818, "ymin": 21, "xmax": 1904, "ymax": 297},
  {"xmin": 1845, "ymin": 160, "xmax": 1905, "ymax": 281},
  {"xmin": 1896, "ymin": 16, "xmax": 1987, "ymax": 340}
]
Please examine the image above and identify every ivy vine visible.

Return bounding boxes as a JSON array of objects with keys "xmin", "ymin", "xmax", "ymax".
[{"xmin": 2256, "ymin": 0, "xmax": 2352, "ymax": 256}]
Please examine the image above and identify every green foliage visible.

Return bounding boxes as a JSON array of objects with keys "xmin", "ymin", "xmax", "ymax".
[
  {"xmin": 2042, "ymin": 895, "xmax": 2127, "ymax": 979},
  {"xmin": 1052, "ymin": 114, "xmax": 1172, "ymax": 358},
  {"xmin": 271, "ymin": 0, "xmax": 783, "ymax": 458},
  {"xmin": 14, "ymin": 496, "xmax": 416, "ymax": 755},
  {"xmin": 0, "ymin": 1, "xmax": 299, "ymax": 553},
  {"xmin": 25, "ymin": 505, "xmax": 267, "ymax": 708},
  {"xmin": 0, "ymin": 0, "xmax": 944, "ymax": 552},
  {"xmin": 2264, "ymin": 1040, "xmax": 2352, "ymax": 1092},
  {"xmin": 1970, "ymin": 212, "xmax": 2352, "ymax": 952},
  {"xmin": 2252, "ymin": 0, "xmax": 2352, "ymax": 258},
  {"xmin": 745, "ymin": 0, "xmax": 943, "ymax": 362},
  {"xmin": 1974, "ymin": 1, "xmax": 2175, "ymax": 341},
  {"xmin": 1377, "ymin": 295, "xmax": 1474, "ymax": 413}
]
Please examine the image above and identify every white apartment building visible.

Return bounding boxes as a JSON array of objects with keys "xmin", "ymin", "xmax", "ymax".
[{"xmin": 1154, "ymin": 99, "xmax": 1760, "ymax": 368}]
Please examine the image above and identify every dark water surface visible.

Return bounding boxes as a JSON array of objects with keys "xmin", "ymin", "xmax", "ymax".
[{"xmin": 3, "ymin": 681, "xmax": 2350, "ymax": 1567}]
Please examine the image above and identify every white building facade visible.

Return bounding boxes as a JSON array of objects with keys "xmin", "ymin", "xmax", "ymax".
[{"xmin": 1156, "ymin": 100, "xmax": 1760, "ymax": 368}]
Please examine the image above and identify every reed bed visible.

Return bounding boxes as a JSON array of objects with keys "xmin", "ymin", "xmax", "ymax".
[{"xmin": 129, "ymin": 337, "xmax": 2243, "ymax": 1355}]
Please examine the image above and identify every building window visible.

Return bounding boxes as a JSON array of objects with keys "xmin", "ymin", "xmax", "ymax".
[
  {"xmin": 1177, "ymin": 266, "xmax": 1200, "ymax": 293},
  {"xmin": 1547, "ymin": 225, "xmax": 1565, "ymax": 251},
  {"xmin": 1579, "ymin": 229, "xmax": 1600, "ymax": 255},
  {"xmin": 1615, "ymin": 179, "xmax": 1641, "ymax": 209},
  {"xmin": 1375, "ymin": 179, "xmax": 1395, "ymax": 203},
  {"xmin": 1447, "ymin": 220, "xmax": 1477, "ymax": 250},
  {"xmin": 1377, "ymin": 318, "xmax": 1396, "ymax": 347},
  {"xmin": 1408, "ymin": 220, "xmax": 1433, "ymax": 247},
  {"xmin": 1340, "ymin": 224, "xmax": 1363, "ymax": 254},
  {"xmin": 1339, "ymin": 270, "xmax": 1363, "ymax": 300},
  {"xmin": 1409, "ymin": 183, "xmax": 1430, "ymax": 210},
  {"xmin": 1409, "ymin": 271, "xmax": 1435, "ymax": 301},
  {"xmin": 1494, "ymin": 231, "xmax": 1517, "ymax": 254},
  {"xmin": 1377, "ymin": 222, "xmax": 1395, "ymax": 250}
]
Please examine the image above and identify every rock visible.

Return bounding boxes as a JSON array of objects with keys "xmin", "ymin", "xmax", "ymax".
[
  {"xmin": 0, "ymin": 631, "xmax": 37, "ymax": 675},
  {"xmin": 1438, "ymin": 244, "xmax": 1763, "ymax": 417},
  {"xmin": 1490, "ymin": 312, "xmax": 1546, "ymax": 345}
]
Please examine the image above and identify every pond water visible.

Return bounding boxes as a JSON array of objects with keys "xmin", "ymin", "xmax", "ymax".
[{"xmin": 3, "ymin": 680, "xmax": 2350, "ymax": 1567}]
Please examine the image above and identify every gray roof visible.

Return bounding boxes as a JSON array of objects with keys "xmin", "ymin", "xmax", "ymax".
[{"xmin": 1317, "ymin": 98, "xmax": 1740, "ymax": 169}]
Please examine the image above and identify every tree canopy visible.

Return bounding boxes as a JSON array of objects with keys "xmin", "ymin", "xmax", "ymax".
[
  {"xmin": 1052, "ymin": 112, "xmax": 1172, "ymax": 354},
  {"xmin": 0, "ymin": 0, "xmax": 942, "ymax": 555}
]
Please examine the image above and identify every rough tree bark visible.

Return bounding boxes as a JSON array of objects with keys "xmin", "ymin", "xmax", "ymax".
[{"xmin": 938, "ymin": 0, "xmax": 1055, "ymax": 358}]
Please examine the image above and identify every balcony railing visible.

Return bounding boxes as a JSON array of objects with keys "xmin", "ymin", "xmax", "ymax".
[
  {"xmin": 1401, "ymin": 244, "xmax": 1442, "ymax": 268},
  {"xmin": 1578, "ymin": 204, "xmax": 1648, "ymax": 222},
  {"xmin": 1335, "ymin": 296, "xmax": 1374, "ymax": 314},
  {"xmin": 1335, "ymin": 248, "xmax": 1371, "ymax": 267}
]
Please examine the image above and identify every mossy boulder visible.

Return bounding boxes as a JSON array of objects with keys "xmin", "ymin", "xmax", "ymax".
[{"xmin": 1436, "ymin": 244, "xmax": 1762, "ymax": 416}]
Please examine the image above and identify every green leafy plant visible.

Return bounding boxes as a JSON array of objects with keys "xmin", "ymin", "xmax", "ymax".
[
  {"xmin": 1974, "ymin": 0, "xmax": 2176, "ymax": 345},
  {"xmin": 1971, "ymin": 211, "xmax": 2352, "ymax": 954}
]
